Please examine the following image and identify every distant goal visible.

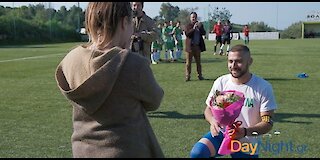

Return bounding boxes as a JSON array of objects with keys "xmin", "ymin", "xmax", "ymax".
[{"xmin": 302, "ymin": 22, "xmax": 320, "ymax": 39}]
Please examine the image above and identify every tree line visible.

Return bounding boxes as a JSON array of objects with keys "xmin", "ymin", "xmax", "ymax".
[
  {"xmin": 0, "ymin": 4, "xmax": 85, "ymax": 44},
  {"xmin": 0, "ymin": 3, "xmax": 302, "ymax": 45}
]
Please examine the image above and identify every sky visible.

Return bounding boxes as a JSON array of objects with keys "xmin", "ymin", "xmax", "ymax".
[{"xmin": 1, "ymin": 2, "xmax": 320, "ymax": 30}]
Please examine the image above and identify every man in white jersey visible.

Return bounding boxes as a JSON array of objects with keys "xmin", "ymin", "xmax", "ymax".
[{"xmin": 190, "ymin": 44, "xmax": 277, "ymax": 158}]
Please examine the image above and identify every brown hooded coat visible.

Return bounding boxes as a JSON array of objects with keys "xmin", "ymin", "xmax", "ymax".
[{"xmin": 55, "ymin": 45, "xmax": 164, "ymax": 158}]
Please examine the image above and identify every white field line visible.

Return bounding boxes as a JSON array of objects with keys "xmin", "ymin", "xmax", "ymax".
[{"xmin": 0, "ymin": 53, "xmax": 65, "ymax": 63}]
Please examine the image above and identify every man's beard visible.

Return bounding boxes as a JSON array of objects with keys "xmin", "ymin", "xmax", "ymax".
[{"xmin": 229, "ymin": 66, "xmax": 248, "ymax": 78}]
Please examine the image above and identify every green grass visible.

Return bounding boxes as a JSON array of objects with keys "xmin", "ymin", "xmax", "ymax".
[{"xmin": 0, "ymin": 39, "xmax": 319, "ymax": 158}]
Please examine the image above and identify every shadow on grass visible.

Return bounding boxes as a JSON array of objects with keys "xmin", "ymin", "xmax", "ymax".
[
  {"xmin": 201, "ymin": 58, "xmax": 225, "ymax": 63},
  {"xmin": 0, "ymin": 45, "xmax": 52, "ymax": 48},
  {"xmin": 148, "ymin": 111, "xmax": 204, "ymax": 119},
  {"xmin": 185, "ymin": 77, "xmax": 299, "ymax": 82},
  {"xmin": 185, "ymin": 78, "xmax": 216, "ymax": 82},
  {"xmin": 274, "ymin": 113, "xmax": 320, "ymax": 124},
  {"xmin": 148, "ymin": 111, "xmax": 319, "ymax": 124},
  {"xmin": 163, "ymin": 58, "xmax": 225, "ymax": 64},
  {"xmin": 263, "ymin": 78, "xmax": 299, "ymax": 81}
]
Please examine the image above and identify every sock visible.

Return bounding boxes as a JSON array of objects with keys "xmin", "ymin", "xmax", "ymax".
[
  {"xmin": 220, "ymin": 44, "xmax": 224, "ymax": 52},
  {"xmin": 214, "ymin": 45, "xmax": 217, "ymax": 52},
  {"xmin": 169, "ymin": 50, "xmax": 175, "ymax": 60},
  {"xmin": 156, "ymin": 51, "xmax": 160, "ymax": 61},
  {"xmin": 227, "ymin": 45, "xmax": 230, "ymax": 53},
  {"xmin": 180, "ymin": 50, "xmax": 183, "ymax": 59},
  {"xmin": 177, "ymin": 49, "xmax": 181, "ymax": 59},
  {"xmin": 165, "ymin": 51, "xmax": 168, "ymax": 60},
  {"xmin": 151, "ymin": 53, "xmax": 156, "ymax": 63},
  {"xmin": 176, "ymin": 50, "xmax": 179, "ymax": 59},
  {"xmin": 190, "ymin": 142, "xmax": 211, "ymax": 158}
]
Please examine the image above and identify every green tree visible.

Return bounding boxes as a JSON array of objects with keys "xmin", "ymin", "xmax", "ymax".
[
  {"xmin": 159, "ymin": 3, "xmax": 180, "ymax": 22},
  {"xmin": 33, "ymin": 4, "xmax": 47, "ymax": 23},
  {"xmin": 280, "ymin": 21, "xmax": 302, "ymax": 39},
  {"xmin": 0, "ymin": 16, "xmax": 14, "ymax": 37},
  {"xmin": 18, "ymin": 5, "xmax": 34, "ymax": 20},
  {"xmin": 0, "ymin": 3, "xmax": 84, "ymax": 44},
  {"xmin": 56, "ymin": 6, "xmax": 68, "ymax": 24},
  {"xmin": 153, "ymin": 15, "xmax": 164, "ymax": 26},
  {"xmin": 249, "ymin": 21, "xmax": 277, "ymax": 32},
  {"xmin": 66, "ymin": 5, "xmax": 83, "ymax": 31},
  {"xmin": 0, "ymin": 6, "xmax": 6, "ymax": 16},
  {"xmin": 206, "ymin": 6, "xmax": 232, "ymax": 35},
  {"xmin": 208, "ymin": 6, "xmax": 232, "ymax": 23}
]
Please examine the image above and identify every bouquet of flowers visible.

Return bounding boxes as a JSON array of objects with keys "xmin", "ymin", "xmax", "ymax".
[
  {"xmin": 208, "ymin": 90, "xmax": 245, "ymax": 155},
  {"xmin": 209, "ymin": 90, "xmax": 245, "ymax": 127}
]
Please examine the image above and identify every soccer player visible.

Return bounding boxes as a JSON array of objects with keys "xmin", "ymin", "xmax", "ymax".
[
  {"xmin": 243, "ymin": 25, "xmax": 250, "ymax": 45},
  {"xmin": 172, "ymin": 21, "xmax": 184, "ymax": 61},
  {"xmin": 220, "ymin": 20, "xmax": 233, "ymax": 56},
  {"xmin": 190, "ymin": 44, "xmax": 277, "ymax": 158},
  {"xmin": 151, "ymin": 23, "xmax": 164, "ymax": 64},
  {"xmin": 168, "ymin": 20, "xmax": 176, "ymax": 61},
  {"xmin": 212, "ymin": 20, "xmax": 223, "ymax": 55},
  {"xmin": 162, "ymin": 21, "xmax": 175, "ymax": 62}
]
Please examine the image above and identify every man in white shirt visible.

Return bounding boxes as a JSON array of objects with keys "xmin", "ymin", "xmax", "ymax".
[{"xmin": 190, "ymin": 44, "xmax": 277, "ymax": 158}]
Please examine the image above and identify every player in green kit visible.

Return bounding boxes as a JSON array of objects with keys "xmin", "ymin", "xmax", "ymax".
[
  {"xmin": 151, "ymin": 23, "xmax": 163, "ymax": 64},
  {"xmin": 173, "ymin": 21, "xmax": 184, "ymax": 62},
  {"xmin": 162, "ymin": 21, "xmax": 175, "ymax": 62}
]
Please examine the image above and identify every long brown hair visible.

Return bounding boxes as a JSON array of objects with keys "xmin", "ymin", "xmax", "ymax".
[{"xmin": 85, "ymin": 2, "xmax": 132, "ymax": 49}]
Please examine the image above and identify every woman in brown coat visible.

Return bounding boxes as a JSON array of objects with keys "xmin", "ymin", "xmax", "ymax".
[{"xmin": 55, "ymin": 2, "xmax": 164, "ymax": 158}]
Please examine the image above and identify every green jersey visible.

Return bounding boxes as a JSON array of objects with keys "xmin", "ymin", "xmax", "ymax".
[
  {"xmin": 173, "ymin": 26, "xmax": 183, "ymax": 40},
  {"xmin": 162, "ymin": 26, "xmax": 174, "ymax": 43}
]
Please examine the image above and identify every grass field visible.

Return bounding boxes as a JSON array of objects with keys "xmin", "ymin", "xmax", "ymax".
[{"xmin": 0, "ymin": 39, "xmax": 319, "ymax": 158}]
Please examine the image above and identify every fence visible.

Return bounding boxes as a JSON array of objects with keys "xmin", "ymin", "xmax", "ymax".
[{"xmin": 206, "ymin": 32, "xmax": 280, "ymax": 40}]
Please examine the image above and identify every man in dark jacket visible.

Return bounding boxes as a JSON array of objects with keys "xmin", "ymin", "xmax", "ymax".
[{"xmin": 184, "ymin": 12, "xmax": 206, "ymax": 82}]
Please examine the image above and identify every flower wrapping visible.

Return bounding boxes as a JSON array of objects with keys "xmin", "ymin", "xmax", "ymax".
[
  {"xmin": 218, "ymin": 121, "xmax": 242, "ymax": 155},
  {"xmin": 208, "ymin": 90, "xmax": 245, "ymax": 155},
  {"xmin": 209, "ymin": 90, "xmax": 245, "ymax": 127}
]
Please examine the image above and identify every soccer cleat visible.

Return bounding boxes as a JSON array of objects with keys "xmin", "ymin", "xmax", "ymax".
[
  {"xmin": 198, "ymin": 76, "xmax": 205, "ymax": 80},
  {"xmin": 185, "ymin": 76, "xmax": 191, "ymax": 82}
]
